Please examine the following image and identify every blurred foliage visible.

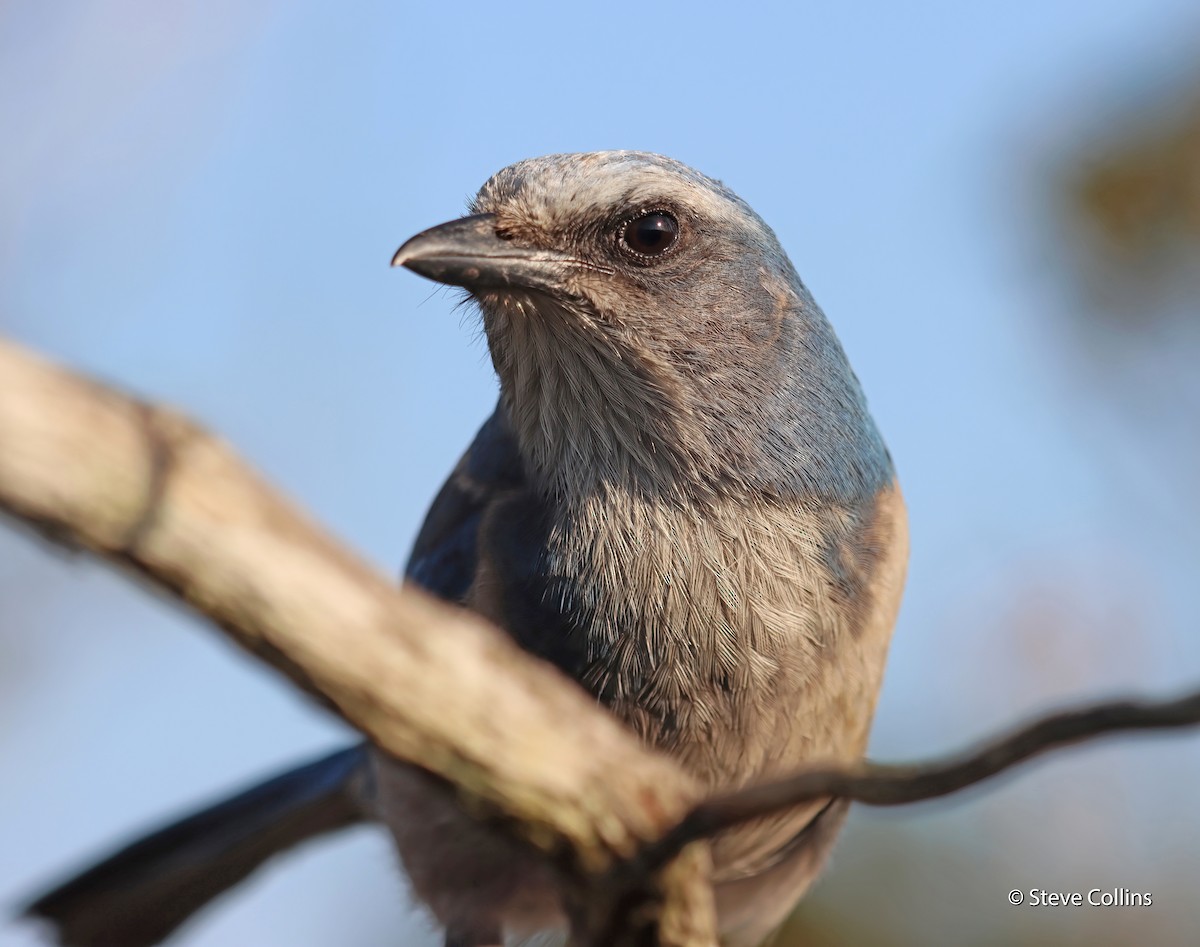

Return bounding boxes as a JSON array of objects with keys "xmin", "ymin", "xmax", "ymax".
[
  {"xmin": 1069, "ymin": 95, "xmax": 1200, "ymax": 300},
  {"xmin": 1051, "ymin": 73, "xmax": 1200, "ymax": 390},
  {"xmin": 1050, "ymin": 75, "xmax": 1200, "ymax": 516}
]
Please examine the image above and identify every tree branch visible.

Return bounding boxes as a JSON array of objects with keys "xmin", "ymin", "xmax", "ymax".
[
  {"xmin": 641, "ymin": 687, "xmax": 1200, "ymax": 875},
  {"xmin": 0, "ymin": 337, "xmax": 715, "ymax": 947}
]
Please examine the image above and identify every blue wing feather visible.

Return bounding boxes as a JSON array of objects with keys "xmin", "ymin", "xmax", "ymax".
[{"xmin": 404, "ymin": 407, "xmax": 525, "ymax": 604}]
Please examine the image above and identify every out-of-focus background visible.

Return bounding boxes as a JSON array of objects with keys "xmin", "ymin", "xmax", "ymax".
[{"xmin": 3, "ymin": 2, "xmax": 1199, "ymax": 944}]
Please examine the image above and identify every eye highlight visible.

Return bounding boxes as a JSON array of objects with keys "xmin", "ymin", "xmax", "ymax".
[{"xmin": 620, "ymin": 211, "xmax": 679, "ymax": 258}]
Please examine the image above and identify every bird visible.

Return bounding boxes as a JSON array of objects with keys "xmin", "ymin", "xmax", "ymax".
[{"xmin": 23, "ymin": 151, "xmax": 908, "ymax": 947}]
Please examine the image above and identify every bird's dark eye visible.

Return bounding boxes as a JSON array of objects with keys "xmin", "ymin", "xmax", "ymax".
[{"xmin": 621, "ymin": 212, "xmax": 679, "ymax": 258}]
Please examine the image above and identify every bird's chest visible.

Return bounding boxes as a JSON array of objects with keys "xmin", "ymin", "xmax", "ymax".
[{"xmin": 469, "ymin": 488, "xmax": 854, "ymax": 786}]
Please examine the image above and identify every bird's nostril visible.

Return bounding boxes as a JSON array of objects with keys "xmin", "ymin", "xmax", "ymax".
[{"xmin": 495, "ymin": 227, "xmax": 515, "ymax": 241}]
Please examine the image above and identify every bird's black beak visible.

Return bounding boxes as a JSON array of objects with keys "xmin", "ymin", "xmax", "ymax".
[{"xmin": 391, "ymin": 213, "xmax": 575, "ymax": 293}]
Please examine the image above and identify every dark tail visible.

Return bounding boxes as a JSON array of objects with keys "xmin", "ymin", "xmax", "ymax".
[{"xmin": 22, "ymin": 744, "xmax": 371, "ymax": 947}]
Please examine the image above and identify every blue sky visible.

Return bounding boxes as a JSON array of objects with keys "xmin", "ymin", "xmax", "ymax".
[{"xmin": 3, "ymin": 2, "xmax": 1199, "ymax": 944}]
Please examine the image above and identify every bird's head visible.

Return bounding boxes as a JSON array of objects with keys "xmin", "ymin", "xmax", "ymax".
[{"xmin": 393, "ymin": 152, "xmax": 889, "ymax": 502}]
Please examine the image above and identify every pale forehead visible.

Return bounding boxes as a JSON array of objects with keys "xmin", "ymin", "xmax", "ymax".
[{"xmin": 472, "ymin": 151, "xmax": 762, "ymax": 232}]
